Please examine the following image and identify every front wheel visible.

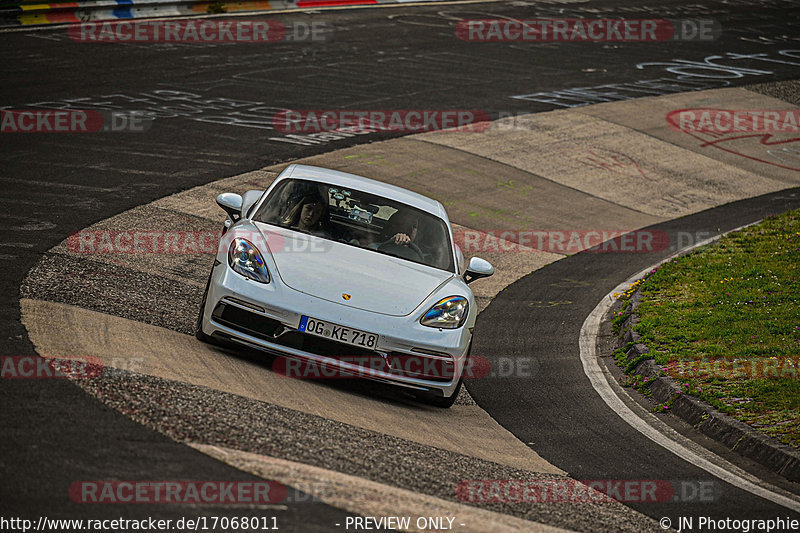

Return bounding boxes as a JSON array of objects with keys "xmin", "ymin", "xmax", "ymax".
[
  {"xmin": 421, "ymin": 377, "xmax": 463, "ymax": 408},
  {"xmin": 195, "ymin": 272, "xmax": 215, "ymax": 343},
  {"xmin": 417, "ymin": 341, "xmax": 471, "ymax": 408}
]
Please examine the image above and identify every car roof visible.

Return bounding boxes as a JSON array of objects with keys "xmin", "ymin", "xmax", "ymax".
[{"xmin": 280, "ymin": 164, "xmax": 447, "ymax": 219}]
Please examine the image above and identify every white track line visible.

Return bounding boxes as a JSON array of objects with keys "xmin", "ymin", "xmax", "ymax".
[{"xmin": 579, "ymin": 228, "xmax": 800, "ymax": 513}]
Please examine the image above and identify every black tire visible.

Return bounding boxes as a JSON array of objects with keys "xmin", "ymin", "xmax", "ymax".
[
  {"xmin": 417, "ymin": 340, "xmax": 471, "ymax": 408},
  {"xmin": 195, "ymin": 272, "xmax": 215, "ymax": 343},
  {"xmin": 421, "ymin": 376, "xmax": 463, "ymax": 408}
]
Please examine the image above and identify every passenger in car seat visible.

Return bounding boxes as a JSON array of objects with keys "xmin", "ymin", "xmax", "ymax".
[{"xmin": 282, "ymin": 193, "xmax": 330, "ymax": 236}]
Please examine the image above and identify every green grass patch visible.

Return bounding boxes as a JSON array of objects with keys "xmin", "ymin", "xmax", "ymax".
[
  {"xmin": 613, "ymin": 342, "xmax": 635, "ymax": 366},
  {"xmin": 612, "ymin": 299, "xmax": 632, "ymax": 333},
  {"xmin": 620, "ymin": 373, "xmax": 654, "ymax": 398},
  {"xmin": 632, "ymin": 209, "xmax": 800, "ymax": 447}
]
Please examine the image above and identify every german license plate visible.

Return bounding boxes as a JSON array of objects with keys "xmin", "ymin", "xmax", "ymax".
[{"xmin": 298, "ymin": 316, "xmax": 378, "ymax": 349}]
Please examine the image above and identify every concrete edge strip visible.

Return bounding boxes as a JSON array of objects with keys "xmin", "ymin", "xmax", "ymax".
[
  {"xmin": 617, "ymin": 313, "xmax": 800, "ymax": 481},
  {"xmin": 188, "ymin": 442, "xmax": 571, "ymax": 533},
  {"xmin": 19, "ymin": 296, "xmax": 570, "ymax": 473},
  {"xmin": 578, "ymin": 226, "xmax": 800, "ymax": 513}
]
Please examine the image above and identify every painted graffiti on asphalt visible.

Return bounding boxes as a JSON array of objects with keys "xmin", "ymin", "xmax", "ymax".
[
  {"xmin": 511, "ymin": 50, "xmax": 800, "ymax": 107},
  {"xmin": 13, "ymin": 90, "xmax": 383, "ymax": 146}
]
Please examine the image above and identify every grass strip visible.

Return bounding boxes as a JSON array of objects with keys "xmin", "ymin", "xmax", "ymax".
[{"xmin": 627, "ymin": 209, "xmax": 800, "ymax": 447}]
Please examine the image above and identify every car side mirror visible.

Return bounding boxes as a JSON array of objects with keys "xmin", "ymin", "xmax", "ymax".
[
  {"xmin": 216, "ymin": 193, "xmax": 243, "ymax": 222},
  {"xmin": 465, "ymin": 257, "xmax": 494, "ymax": 284}
]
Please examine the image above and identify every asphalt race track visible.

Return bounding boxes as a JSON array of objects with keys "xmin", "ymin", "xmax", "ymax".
[
  {"xmin": 3, "ymin": 0, "xmax": 800, "ymax": 531},
  {"xmin": 468, "ymin": 188, "xmax": 800, "ymax": 523}
]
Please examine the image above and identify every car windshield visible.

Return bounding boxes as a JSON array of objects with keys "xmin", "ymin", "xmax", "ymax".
[{"xmin": 253, "ymin": 178, "xmax": 455, "ymax": 272}]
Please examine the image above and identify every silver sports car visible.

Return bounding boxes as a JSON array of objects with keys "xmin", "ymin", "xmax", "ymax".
[{"xmin": 196, "ymin": 164, "xmax": 494, "ymax": 407}]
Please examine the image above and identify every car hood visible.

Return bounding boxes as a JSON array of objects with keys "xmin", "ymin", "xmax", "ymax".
[{"xmin": 255, "ymin": 224, "xmax": 454, "ymax": 316}]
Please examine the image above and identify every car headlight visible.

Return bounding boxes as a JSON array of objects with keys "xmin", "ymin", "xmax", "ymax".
[
  {"xmin": 420, "ymin": 296, "xmax": 469, "ymax": 329},
  {"xmin": 228, "ymin": 238, "xmax": 270, "ymax": 284}
]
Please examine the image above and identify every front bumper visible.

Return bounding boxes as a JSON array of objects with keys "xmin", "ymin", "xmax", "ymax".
[{"xmin": 200, "ymin": 263, "xmax": 471, "ymax": 397}]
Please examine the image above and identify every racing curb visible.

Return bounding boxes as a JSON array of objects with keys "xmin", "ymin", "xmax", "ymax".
[
  {"xmin": 612, "ymin": 283, "xmax": 800, "ymax": 483},
  {"xmin": 0, "ymin": 0, "xmax": 474, "ymax": 29}
]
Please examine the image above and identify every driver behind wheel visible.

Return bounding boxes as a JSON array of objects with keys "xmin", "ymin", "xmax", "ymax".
[
  {"xmin": 390, "ymin": 213, "xmax": 419, "ymax": 246},
  {"xmin": 368, "ymin": 210, "xmax": 426, "ymax": 263},
  {"xmin": 376, "ymin": 210, "xmax": 420, "ymax": 248}
]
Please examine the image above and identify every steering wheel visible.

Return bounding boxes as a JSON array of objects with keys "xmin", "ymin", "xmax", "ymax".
[{"xmin": 377, "ymin": 241, "xmax": 423, "ymax": 262}]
